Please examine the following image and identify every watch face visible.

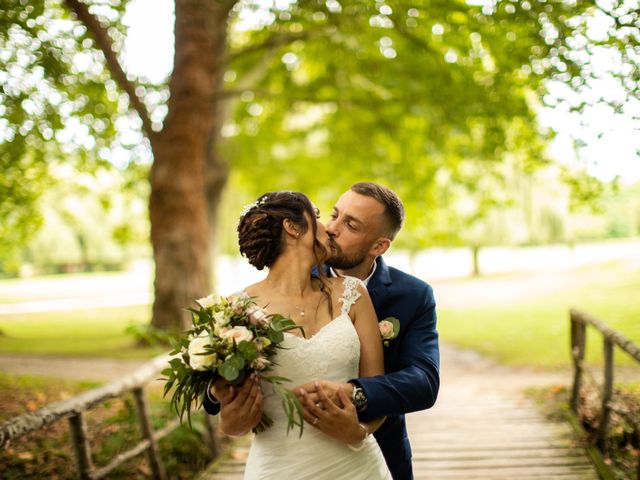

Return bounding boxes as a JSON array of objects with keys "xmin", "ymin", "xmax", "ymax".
[{"xmin": 354, "ymin": 387, "xmax": 367, "ymax": 408}]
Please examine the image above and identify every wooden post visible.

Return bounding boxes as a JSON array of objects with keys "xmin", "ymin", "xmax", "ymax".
[
  {"xmin": 570, "ymin": 313, "xmax": 586, "ymax": 414},
  {"xmin": 132, "ymin": 387, "xmax": 167, "ymax": 480},
  {"xmin": 597, "ymin": 338, "xmax": 614, "ymax": 454},
  {"xmin": 68, "ymin": 412, "xmax": 94, "ymax": 480}
]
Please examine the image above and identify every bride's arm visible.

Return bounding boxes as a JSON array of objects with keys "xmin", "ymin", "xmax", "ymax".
[
  {"xmin": 352, "ymin": 283, "xmax": 384, "ymax": 378},
  {"xmin": 351, "ymin": 283, "xmax": 386, "ymax": 436}
]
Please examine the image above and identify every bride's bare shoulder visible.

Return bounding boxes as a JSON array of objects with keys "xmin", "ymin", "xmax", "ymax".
[
  {"xmin": 241, "ymin": 281, "xmax": 264, "ymax": 297},
  {"xmin": 320, "ymin": 276, "xmax": 344, "ymax": 291}
]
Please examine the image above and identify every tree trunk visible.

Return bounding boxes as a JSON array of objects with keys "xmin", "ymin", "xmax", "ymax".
[
  {"xmin": 205, "ymin": 153, "xmax": 228, "ymax": 291},
  {"xmin": 204, "ymin": 12, "xmax": 231, "ymax": 291},
  {"xmin": 471, "ymin": 244, "xmax": 481, "ymax": 277},
  {"xmin": 149, "ymin": 0, "xmax": 232, "ymax": 331}
]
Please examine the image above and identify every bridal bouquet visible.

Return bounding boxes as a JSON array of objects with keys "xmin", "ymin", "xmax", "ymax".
[{"xmin": 163, "ymin": 292, "xmax": 305, "ymax": 435}]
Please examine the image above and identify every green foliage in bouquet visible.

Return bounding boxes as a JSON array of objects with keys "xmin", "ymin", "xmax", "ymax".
[{"xmin": 162, "ymin": 292, "xmax": 305, "ymax": 435}]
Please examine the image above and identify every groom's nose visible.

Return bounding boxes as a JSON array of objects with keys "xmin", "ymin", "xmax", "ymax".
[{"xmin": 325, "ymin": 220, "xmax": 338, "ymax": 237}]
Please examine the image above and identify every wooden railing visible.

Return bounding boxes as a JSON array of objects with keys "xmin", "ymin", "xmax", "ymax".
[
  {"xmin": 0, "ymin": 353, "xmax": 220, "ymax": 480},
  {"xmin": 570, "ymin": 308, "xmax": 640, "ymax": 479}
]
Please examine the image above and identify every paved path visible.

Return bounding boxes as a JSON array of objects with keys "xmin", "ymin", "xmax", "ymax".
[{"xmin": 200, "ymin": 344, "xmax": 600, "ymax": 480}]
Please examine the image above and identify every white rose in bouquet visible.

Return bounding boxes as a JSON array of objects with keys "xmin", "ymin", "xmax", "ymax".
[
  {"xmin": 165, "ymin": 293, "xmax": 306, "ymax": 435},
  {"xmin": 188, "ymin": 331, "xmax": 217, "ymax": 371},
  {"xmin": 197, "ymin": 294, "xmax": 217, "ymax": 309}
]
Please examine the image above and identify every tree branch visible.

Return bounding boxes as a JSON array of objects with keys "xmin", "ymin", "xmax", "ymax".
[
  {"xmin": 63, "ymin": 0, "xmax": 155, "ymax": 139},
  {"xmin": 223, "ymin": 30, "xmax": 317, "ymax": 65}
]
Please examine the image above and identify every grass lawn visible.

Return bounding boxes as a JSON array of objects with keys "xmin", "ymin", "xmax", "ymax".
[
  {"xmin": 0, "ymin": 260, "xmax": 638, "ymax": 366},
  {"xmin": 438, "ymin": 261, "xmax": 640, "ymax": 367},
  {"xmin": 0, "ymin": 305, "xmax": 164, "ymax": 359}
]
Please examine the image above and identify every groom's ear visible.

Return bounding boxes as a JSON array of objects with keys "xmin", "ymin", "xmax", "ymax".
[{"xmin": 370, "ymin": 237, "xmax": 391, "ymax": 257}]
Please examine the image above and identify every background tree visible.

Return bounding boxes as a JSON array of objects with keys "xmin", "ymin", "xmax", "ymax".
[{"xmin": 1, "ymin": 0, "xmax": 638, "ymax": 329}]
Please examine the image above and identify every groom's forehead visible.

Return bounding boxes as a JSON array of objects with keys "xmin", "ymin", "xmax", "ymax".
[
  {"xmin": 336, "ymin": 191, "xmax": 382, "ymax": 209},
  {"xmin": 334, "ymin": 192, "xmax": 384, "ymax": 224}
]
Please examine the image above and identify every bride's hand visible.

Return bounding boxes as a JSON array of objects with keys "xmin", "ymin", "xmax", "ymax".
[
  {"xmin": 295, "ymin": 380, "xmax": 353, "ymax": 406},
  {"xmin": 298, "ymin": 382, "xmax": 367, "ymax": 445},
  {"xmin": 219, "ymin": 375, "xmax": 263, "ymax": 437},
  {"xmin": 211, "ymin": 378, "xmax": 234, "ymax": 404}
]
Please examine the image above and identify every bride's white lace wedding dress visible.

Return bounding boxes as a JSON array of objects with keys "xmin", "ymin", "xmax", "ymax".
[{"xmin": 243, "ymin": 276, "xmax": 391, "ymax": 479}]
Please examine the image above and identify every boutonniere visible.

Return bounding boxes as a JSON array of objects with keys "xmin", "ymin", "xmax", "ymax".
[{"xmin": 379, "ymin": 317, "xmax": 400, "ymax": 347}]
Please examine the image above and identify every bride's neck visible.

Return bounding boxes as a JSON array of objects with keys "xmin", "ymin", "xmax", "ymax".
[{"xmin": 263, "ymin": 250, "xmax": 315, "ymax": 295}]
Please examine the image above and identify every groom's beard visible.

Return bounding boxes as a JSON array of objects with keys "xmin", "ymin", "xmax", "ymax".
[{"xmin": 326, "ymin": 239, "xmax": 368, "ymax": 270}]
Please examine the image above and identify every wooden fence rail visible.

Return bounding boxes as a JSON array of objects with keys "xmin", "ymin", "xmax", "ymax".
[
  {"xmin": 570, "ymin": 308, "xmax": 640, "ymax": 480},
  {"xmin": 0, "ymin": 353, "xmax": 220, "ymax": 479}
]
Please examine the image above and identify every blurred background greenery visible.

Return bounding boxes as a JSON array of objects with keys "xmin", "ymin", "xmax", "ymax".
[
  {"xmin": 1, "ymin": 2, "xmax": 639, "ymax": 477},
  {"xmin": 0, "ymin": 0, "xmax": 638, "ymax": 359}
]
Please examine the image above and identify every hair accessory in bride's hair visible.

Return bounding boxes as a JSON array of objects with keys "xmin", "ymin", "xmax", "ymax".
[{"xmin": 240, "ymin": 196, "xmax": 268, "ymax": 217}]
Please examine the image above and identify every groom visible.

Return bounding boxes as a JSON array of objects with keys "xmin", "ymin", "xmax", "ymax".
[
  {"xmin": 297, "ymin": 182, "xmax": 439, "ymax": 479},
  {"xmin": 204, "ymin": 182, "xmax": 440, "ymax": 479}
]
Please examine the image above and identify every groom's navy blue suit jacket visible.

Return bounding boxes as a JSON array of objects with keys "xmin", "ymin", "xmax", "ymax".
[{"xmin": 353, "ymin": 256, "xmax": 440, "ymax": 479}]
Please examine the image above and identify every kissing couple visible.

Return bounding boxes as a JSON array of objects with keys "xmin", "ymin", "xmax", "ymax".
[{"xmin": 204, "ymin": 182, "xmax": 440, "ymax": 479}]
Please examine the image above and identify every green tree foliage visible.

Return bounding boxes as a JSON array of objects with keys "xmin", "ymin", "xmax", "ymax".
[
  {"xmin": 22, "ymin": 167, "xmax": 150, "ymax": 273},
  {"xmin": 2, "ymin": 0, "xmax": 638, "ymax": 325},
  {"xmin": 0, "ymin": 0, "xmax": 132, "ymax": 274},
  {"xmin": 223, "ymin": 0, "xmax": 637, "ymax": 249}
]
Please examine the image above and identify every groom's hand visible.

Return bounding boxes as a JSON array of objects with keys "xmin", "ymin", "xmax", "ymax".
[
  {"xmin": 219, "ymin": 374, "xmax": 263, "ymax": 437},
  {"xmin": 295, "ymin": 380, "xmax": 354, "ymax": 407},
  {"xmin": 297, "ymin": 382, "xmax": 366, "ymax": 445}
]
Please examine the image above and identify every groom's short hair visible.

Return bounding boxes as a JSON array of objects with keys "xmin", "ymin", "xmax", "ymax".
[{"xmin": 350, "ymin": 182, "xmax": 404, "ymax": 240}]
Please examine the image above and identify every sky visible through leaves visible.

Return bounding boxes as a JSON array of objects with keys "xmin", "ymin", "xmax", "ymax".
[{"xmin": 121, "ymin": 0, "xmax": 640, "ymax": 184}]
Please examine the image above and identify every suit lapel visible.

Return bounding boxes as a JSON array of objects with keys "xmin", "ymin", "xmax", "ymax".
[{"xmin": 368, "ymin": 257, "xmax": 391, "ymax": 309}]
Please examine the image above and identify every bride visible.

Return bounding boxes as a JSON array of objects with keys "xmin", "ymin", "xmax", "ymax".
[{"xmin": 218, "ymin": 191, "xmax": 391, "ymax": 479}]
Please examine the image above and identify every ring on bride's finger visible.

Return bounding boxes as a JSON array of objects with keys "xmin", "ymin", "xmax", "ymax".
[
  {"xmin": 312, "ymin": 417, "xmax": 319, "ymax": 425},
  {"xmin": 315, "ymin": 402, "xmax": 321, "ymax": 408}
]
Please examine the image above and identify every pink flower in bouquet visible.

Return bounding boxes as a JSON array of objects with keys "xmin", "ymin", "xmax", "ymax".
[
  {"xmin": 250, "ymin": 356, "xmax": 271, "ymax": 371},
  {"xmin": 221, "ymin": 326, "xmax": 254, "ymax": 344},
  {"xmin": 164, "ymin": 294, "xmax": 306, "ymax": 435}
]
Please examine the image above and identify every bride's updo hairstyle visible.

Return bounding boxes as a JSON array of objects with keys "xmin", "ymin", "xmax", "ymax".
[{"xmin": 238, "ymin": 191, "xmax": 325, "ymax": 271}]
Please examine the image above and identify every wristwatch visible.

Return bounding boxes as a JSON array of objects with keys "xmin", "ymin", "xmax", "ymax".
[{"xmin": 350, "ymin": 383, "xmax": 368, "ymax": 412}]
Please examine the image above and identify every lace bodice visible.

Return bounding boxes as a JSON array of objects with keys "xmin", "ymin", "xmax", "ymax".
[
  {"xmin": 243, "ymin": 275, "xmax": 391, "ymax": 479},
  {"xmin": 261, "ymin": 275, "xmax": 363, "ymax": 417}
]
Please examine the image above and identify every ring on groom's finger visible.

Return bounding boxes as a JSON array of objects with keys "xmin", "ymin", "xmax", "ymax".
[{"xmin": 312, "ymin": 417, "xmax": 319, "ymax": 425}]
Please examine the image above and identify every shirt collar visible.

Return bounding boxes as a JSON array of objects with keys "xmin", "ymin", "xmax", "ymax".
[{"xmin": 328, "ymin": 259, "xmax": 377, "ymax": 286}]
